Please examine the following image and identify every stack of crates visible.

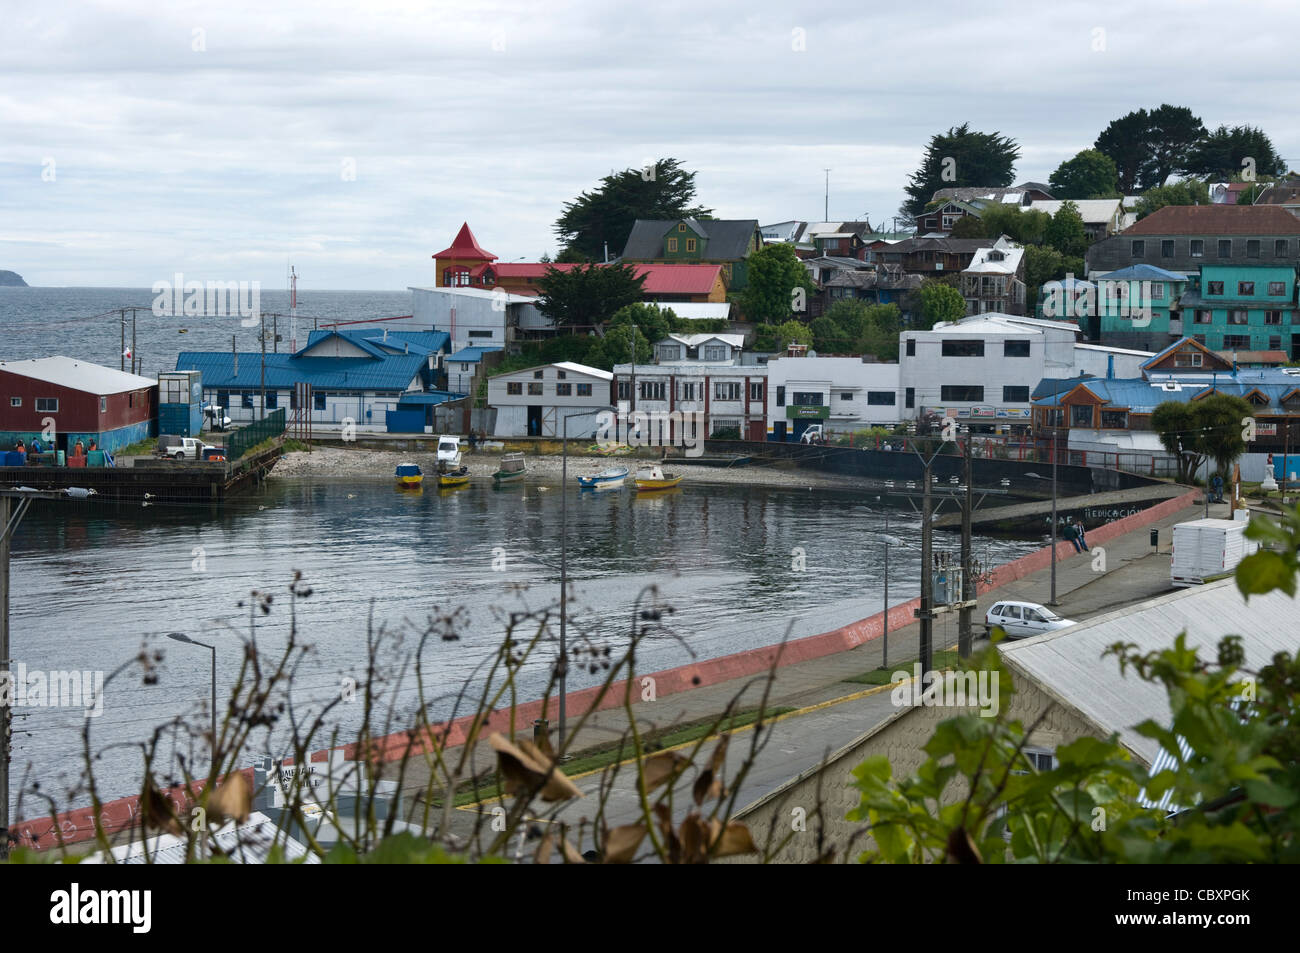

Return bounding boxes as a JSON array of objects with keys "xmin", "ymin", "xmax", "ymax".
[{"xmin": 158, "ymin": 371, "xmax": 204, "ymax": 437}]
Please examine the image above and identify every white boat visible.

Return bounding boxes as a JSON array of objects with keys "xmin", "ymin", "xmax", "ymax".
[{"xmin": 578, "ymin": 465, "xmax": 629, "ymax": 489}]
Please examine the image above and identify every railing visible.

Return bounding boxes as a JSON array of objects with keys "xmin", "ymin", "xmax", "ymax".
[{"xmin": 226, "ymin": 409, "xmax": 286, "ymax": 461}]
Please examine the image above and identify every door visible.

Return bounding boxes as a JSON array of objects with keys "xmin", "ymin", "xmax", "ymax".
[
  {"xmin": 1022, "ymin": 606, "xmax": 1052, "ymax": 634},
  {"xmin": 527, "ymin": 405, "xmax": 542, "ymax": 436},
  {"xmin": 1000, "ymin": 604, "xmax": 1024, "ymax": 635}
]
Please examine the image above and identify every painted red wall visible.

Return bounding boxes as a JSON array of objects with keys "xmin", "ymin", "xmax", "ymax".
[{"xmin": 0, "ymin": 370, "xmax": 156, "ymax": 432}]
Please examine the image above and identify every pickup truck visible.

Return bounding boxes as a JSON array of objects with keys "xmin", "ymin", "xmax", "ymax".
[{"xmin": 157, "ymin": 435, "xmax": 217, "ymax": 460}]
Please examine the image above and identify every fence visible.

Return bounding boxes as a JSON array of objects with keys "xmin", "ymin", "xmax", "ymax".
[{"xmin": 226, "ymin": 408, "xmax": 286, "ymax": 461}]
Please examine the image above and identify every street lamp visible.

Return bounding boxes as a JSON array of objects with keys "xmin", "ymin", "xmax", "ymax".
[
  {"xmin": 167, "ymin": 632, "xmax": 216, "ymax": 747},
  {"xmin": 1050, "ymin": 429, "xmax": 1059, "ymax": 606}
]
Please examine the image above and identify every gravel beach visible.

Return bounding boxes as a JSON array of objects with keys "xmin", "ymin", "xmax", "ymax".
[{"xmin": 269, "ymin": 445, "xmax": 867, "ymax": 490}]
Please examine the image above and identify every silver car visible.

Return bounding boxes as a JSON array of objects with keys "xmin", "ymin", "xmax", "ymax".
[{"xmin": 985, "ymin": 601, "xmax": 1076, "ymax": 639}]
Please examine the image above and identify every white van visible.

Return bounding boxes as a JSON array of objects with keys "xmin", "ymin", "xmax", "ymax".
[{"xmin": 436, "ymin": 435, "xmax": 463, "ymax": 467}]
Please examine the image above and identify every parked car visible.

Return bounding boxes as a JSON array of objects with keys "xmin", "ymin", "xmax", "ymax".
[
  {"xmin": 799, "ymin": 425, "xmax": 826, "ymax": 444},
  {"xmin": 436, "ymin": 434, "xmax": 463, "ymax": 466},
  {"xmin": 985, "ymin": 601, "xmax": 1077, "ymax": 639},
  {"xmin": 158, "ymin": 436, "xmax": 216, "ymax": 460}
]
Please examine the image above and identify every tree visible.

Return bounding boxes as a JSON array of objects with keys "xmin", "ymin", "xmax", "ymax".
[
  {"xmin": 1048, "ymin": 149, "xmax": 1120, "ymax": 199},
  {"xmin": 1152, "ymin": 394, "xmax": 1253, "ymax": 484},
  {"xmin": 948, "ymin": 215, "xmax": 987, "ymax": 239},
  {"xmin": 1152, "ymin": 401, "xmax": 1204, "ymax": 484},
  {"xmin": 860, "ymin": 304, "xmax": 902, "ymax": 362},
  {"xmin": 737, "ymin": 243, "xmax": 816, "ymax": 324},
  {"xmin": 976, "ymin": 204, "xmax": 1050, "ymax": 247},
  {"xmin": 1044, "ymin": 201, "xmax": 1088, "ymax": 258},
  {"xmin": 1183, "ymin": 124, "xmax": 1286, "ymax": 181},
  {"xmin": 1095, "ymin": 105, "xmax": 1206, "ymax": 192},
  {"xmin": 774, "ymin": 319, "xmax": 812, "ymax": 351},
  {"xmin": 535, "ymin": 262, "xmax": 646, "ymax": 330},
  {"xmin": 554, "ymin": 247, "xmax": 588, "ymax": 263},
  {"xmin": 917, "ymin": 280, "xmax": 966, "ymax": 329},
  {"xmin": 1024, "ymin": 245, "xmax": 1084, "ymax": 317},
  {"xmin": 608, "ymin": 301, "xmax": 676, "ymax": 347},
  {"xmin": 811, "ymin": 315, "xmax": 847, "ymax": 354},
  {"xmin": 554, "ymin": 158, "xmax": 712, "ymax": 261},
  {"xmin": 586, "ymin": 323, "xmax": 651, "ymax": 370},
  {"xmin": 1134, "ymin": 179, "xmax": 1211, "ymax": 220},
  {"xmin": 901, "ymin": 123, "xmax": 1020, "ymax": 217}
]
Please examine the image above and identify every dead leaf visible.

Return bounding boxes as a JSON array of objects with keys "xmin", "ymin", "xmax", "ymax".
[
  {"xmin": 489, "ymin": 732, "xmax": 582, "ymax": 802},
  {"xmin": 709, "ymin": 734, "xmax": 730, "ymax": 774},
  {"xmin": 141, "ymin": 784, "xmax": 183, "ymax": 836},
  {"xmin": 711, "ymin": 820, "xmax": 757, "ymax": 857},
  {"xmin": 678, "ymin": 813, "xmax": 709, "ymax": 864},
  {"xmin": 560, "ymin": 838, "xmax": 587, "ymax": 864},
  {"xmin": 209, "ymin": 771, "xmax": 252, "ymax": 824},
  {"xmin": 641, "ymin": 751, "xmax": 688, "ymax": 792},
  {"xmin": 534, "ymin": 829, "xmax": 554, "ymax": 865},
  {"xmin": 603, "ymin": 823, "xmax": 647, "ymax": 864}
]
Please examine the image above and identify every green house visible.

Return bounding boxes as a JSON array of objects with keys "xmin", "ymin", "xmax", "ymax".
[
  {"xmin": 620, "ymin": 218, "xmax": 761, "ymax": 290},
  {"xmin": 1093, "ymin": 264, "xmax": 1188, "ymax": 351},
  {"xmin": 1180, "ymin": 263, "xmax": 1298, "ymax": 356}
]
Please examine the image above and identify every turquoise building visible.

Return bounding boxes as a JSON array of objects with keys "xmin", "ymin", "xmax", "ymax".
[
  {"xmin": 1179, "ymin": 263, "xmax": 1298, "ymax": 356},
  {"xmin": 1092, "ymin": 264, "xmax": 1187, "ymax": 350}
]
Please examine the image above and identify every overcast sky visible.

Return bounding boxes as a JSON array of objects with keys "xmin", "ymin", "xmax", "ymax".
[{"xmin": 3, "ymin": 0, "xmax": 1298, "ymax": 289}]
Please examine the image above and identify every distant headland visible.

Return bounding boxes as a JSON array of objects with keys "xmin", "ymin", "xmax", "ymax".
[{"xmin": 0, "ymin": 271, "xmax": 28, "ymax": 287}]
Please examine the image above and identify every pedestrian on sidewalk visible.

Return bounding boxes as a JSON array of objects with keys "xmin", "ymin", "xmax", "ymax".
[
  {"xmin": 1075, "ymin": 520, "xmax": 1089, "ymax": 552},
  {"xmin": 1063, "ymin": 520, "xmax": 1082, "ymax": 553}
]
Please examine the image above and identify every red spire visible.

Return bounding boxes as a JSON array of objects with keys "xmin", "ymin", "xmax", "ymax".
[{"xmin": 432, "ymin": 222, "xmax": 496, "ymax": 261}]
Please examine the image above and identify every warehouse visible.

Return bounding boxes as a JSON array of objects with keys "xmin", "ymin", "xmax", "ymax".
[{"xmin": 0, "ymin": 356, "xmax": 156, "ymax": 453}]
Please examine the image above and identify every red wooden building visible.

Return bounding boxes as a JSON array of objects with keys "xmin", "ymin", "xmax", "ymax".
[{"xmin": 0, "ymin": 356, "xmax": 157, "ymax": 453}]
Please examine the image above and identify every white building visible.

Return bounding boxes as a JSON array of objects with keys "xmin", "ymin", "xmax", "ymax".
[
  {"xmin": 764, "ymin": 356, "xmax": 901, "ymax": 441},
  {"xmin": 407, "ymin": 286, "xmax": 552, "ymax": 352},
  {"xmin": 486, "ymin": 361, "xmax": 613, "ymax": 438},
  {"xmin": 1026, "ymin": 198, "xmax": 1127, "ymax": 241},
  {"xmin": 898, "ymin": 313, "xmax": 1151, "ymax": 433},
  {"xmin": 960, "ymin": 237, "xmax": 1026, "ymax": 315}
]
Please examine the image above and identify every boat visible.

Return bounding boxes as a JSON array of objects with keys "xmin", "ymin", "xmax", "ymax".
[
  {"xmin": 634, "ymin": 465, "xmax": 682, "ymax": 491},
  {"xmin": 395, "ymin": 463, "xmax": 423, "ymax": 488},
  {"xmin": 438, "ymin": 465, "xmax": 470, "ymax": 488},
  {"xmin": 577, "ymin": 465, "xmax": 629, "ymax": 489},
  {"xmin": 492, "ymin": 452, "xmax": 527, "ymax": 485}
]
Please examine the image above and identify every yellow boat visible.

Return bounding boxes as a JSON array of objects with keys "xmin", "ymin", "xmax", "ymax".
[
  {"xmin": 395, "ymin": 464, "xmax": 423, "ymax": 487},
  {"xmin": 634, "ymin": 465, "xmax": 682, "ymax": 491},
  {"xmin": 438, "ymin": 466, "xmax": 470, "ymax": 488}
]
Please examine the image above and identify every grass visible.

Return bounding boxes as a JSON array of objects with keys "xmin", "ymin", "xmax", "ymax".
[
  {"xmin": 429, "ymin": 705, "xmax": 796, "ymax": 809},
  {"xmin": 115, "ymin": 436, "xmax": 157, "ymax": 456},
  {"xmin": 281, "ymin": 438, "xmax": 310, "ymax": 453},
  {"xmin": 844, "ymin": 649, "xmax": 961, "ymax": 685}
]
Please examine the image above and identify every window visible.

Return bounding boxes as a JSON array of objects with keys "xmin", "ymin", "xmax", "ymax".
[
  {"xmin": 313, "ymin": 392, "xmax": 327, "ymax": 411},
  {"xmin": 1247, "ymin": 239, "xmax": 1260, "ymax": 259},
  {"xmin": 265, "ymin": 391, "xmax": 278, "ymax": 410},
  {"xmin": 1003, "ymin": 340, "xmax": 1030, "ymax": 357},
  {"xmin": 679, "ymin": 381, "xmax": 699, "ymax": 401},
  {"xmin": 678, "ymin": 223, "xmax": 686, "ymax": 232},
  {"xmin": 1270, "ymin": 281, "xmax": 1287, "ymax": 296},
  {"xmin": 216, "ymin": 390, "xmax": 229, "ymax": 409},
  {"xmin": 556, "ymin": 370, "xmax": 566, "ymax": 379},
  {"xmin": 577, "ymin": 383, "xmax": 592, "ymax": 397},
  {"xmin": 527, "ymin": 382, "xmax": 543, "ymax": 395},
  {"xmin": 1224, "ymin": 334, "xmax": 1250, "ymax": 349},
  {"xmin": 905, "ymin": 339, "xmax": 916, "ymax": 357},
  {"xmin": 1207, "ymin": 281, "xmax": 1224, "ymax": 295},
  {"xmin": 8, "ymin": 397, "xmax": 18, "ymax": 407},
  {"xmin": 749, "ymin": 381, "xmax": 764, "ymax": 401},
  {"xmin": 467, "ymin": 330, "xmax": 493, "ymax": 339},
  {"xmin": 533, "ymin": 370, "xmax": 544, "ymax": 379},
  {"xmin": 775, "ymin": 385, "xmax": 785, "ymax": 407},
  {"xmin": 940, "ymin": 385, "xmax": 983, "ymax": 401},
  {"xmin": 555, "ymin": 383, "xmax": 572, "ymax": 396},
  {"xmin": 98, "ymin": 396, "xmax": 106, "ymax": 413},
  {"xmin": 867, "ymin": 391, "xmax": 895, "ymax": 405},
  {"xmin": 686, "ymin": 238, "xmax": 696, "ymax": 252},
  {"xmin": 1239, "ymin": 281, "xmax": 1255, "ymax": 296},
  {"xmin": 1131, "ymin": 240, "xmax": 1145, "ymax": 257},
  {"xmin": 1174, "ymin": 351, "xmax": 1202, "ymax": 367},
  {"xmin": 667, "ymin": 238, "xmax": 678, "ymax": 253},
  {"xmin": 617, "ymin": 380, "xmax": 631, "ymax": 401},
  {"xmin": 1101, "ymin": 410, "xmax": 1128, "ymax": 429},
  {"xmin": 243, "ymin": 392, "xmax": 255, "ymax": 409},
  {"xmin": 905, "ymin": 387, "xmax": 915, "ymax": 409},
  {"xmin": 1193, "ymin": 334, "xmax": 1207, "ymax": 345},
  {"xmin": 657, "ymin": 345, "xmax": 681, "ymax": 362},
  {"xmin": 444, "ymin": 267, "xmax": 470, "ymax": 286},
  {"xmin": 1071, "ymin": 404, "xmax": 1094, "ymax": 427},
  {"xmin": 703, "ymin": 345, "xmax": 727, "ymax": 361},
  {"xmin": 1190, "ymin": 239, "xmax": 1204, "ymax": 258},
  {"xmin": 1228, "ymin": 310, "xmax": 1248, "ymax": 325},
  {"xmin": 1161, "ymin": 240, "xmax": 1174, "ymax": 258},
  {"xmin": 714, "ymin": 382, "xmax": 741, "ymax": 401},
  {"xmin": 1193, "ymin": 310, "xmax": 1211, "ymax": 324},
  {"xmin": 1265, "ymin": 311, "xmax": 1283, "ymax": 325},
  {"xmin": 792, "ymin": 391, "xmax": 821, "ymax": 405},
  {"xmin": 1270, "ymin": 335, "xmax": 1283, "ymax": 350},
  {"xmin": 1002, "ymin": 386, "xmax": 1029, "ymax": 403},
  {"xmin": 1150, "ymin": 283, "xmax": 1164, "ymax": 300},
  {"xmin": 640, "ymin": 381, "xmax": 665, "ymax": 401},
  {"xmin": 941, "ymin": 339, "xmax": 984, "ymax": 357},
  {"xmin": 1218, "ymin": 239, "xmax": 1232, "ymax": 258},
  {"xmin": 1277, "ymin": 239, "xmax": 1289, "ymax": 256},
  {"xmin": 507, "ymin": 381, "xmax": 522, "ymax": 395},
  {"xmin": 1022, "ymin": 749, "xmax": 1057, "ymax": 773},
  {"xmin": 839, "ymin": 391, "xmax": 852, "ymax": 401}
]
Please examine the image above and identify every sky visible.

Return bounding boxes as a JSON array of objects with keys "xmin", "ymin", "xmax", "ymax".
[{"xmin": 2, "ymin": 0, "xmax": 1299, "ymax": 289}]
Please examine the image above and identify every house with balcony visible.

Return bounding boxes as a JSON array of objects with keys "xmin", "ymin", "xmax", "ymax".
[
  {"xmin": 874, "ymin": 236, "xmax": 1001, "ymax": 277},
  {"xmin": 960, "ymin": 237, "xmax": 1026, "ymax": 315},
  {"xmin": 1091, "ymin": 264, "xmax": 1189, "ymax": 351}
]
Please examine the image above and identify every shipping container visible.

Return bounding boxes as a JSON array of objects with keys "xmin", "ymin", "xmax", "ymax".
[
  {"xmin": 1170, "ymin": 518, "xmax": 1259, "ymax": 587},
  {"xmin": 159, "ymin": 402, "xmax": 204, "ymax": 436},
  {"xmin": 158, "ymin": 370, "xmax": 204, "ymax": 436}
]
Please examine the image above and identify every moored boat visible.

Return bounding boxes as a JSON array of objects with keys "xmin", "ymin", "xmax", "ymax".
[
  {"xmin": 438, "ymin": 465, "xmax": 470, "ymax": 488},
  {"xmin": 395, "ymin": 463, "xmax": 423, "ymax": 487},
  {"xmin": 634, "ymin": 465, "xmax": 682, "ymax": 491},
  {"xmin": 577, "ymin": 465, "xmax": 629, "ymax": 489},
  {"xmin": 492, "ymin": 452, "xmax": 527, "ymax": 485}
]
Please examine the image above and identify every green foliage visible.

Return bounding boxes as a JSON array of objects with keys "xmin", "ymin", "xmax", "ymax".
[
  {"xmin": 586, "ymin": 323, "xmax": 651, "ymax": 370},
  {"xmin": 1095, "ymin": 104, "xmax": 1206, "ymax": 192},
  {"xmin": 975, "ymin": 204, "xmax": 1050, "ymax": 246},
  {"xmin": 1151, "ymin": 394, "xmax": 1253, "ymax": 484},
  {"xmin": 554, "ymin": 247, "xmax": 587, "ymax": 263},
  {"xmin": 902, "ymin": 123, "xmax": 1021, "ymax": 217},
  {"xmin": 535, "ymin": 262, "xmax": 646, "ymax": 330},
  {"xmin": 1135, "ymin": 178, "xmax": 1211, "ymax": 220},
  {"xmin": 917, "ymin": 280, "xmax": 966, "ymax": 329},
  {"xmin": 947, "ymin": 215, "xmax": 987, "ymax": 238},
  {"xmin": 774, "ymin": 319, "xmax": 812, "ymax": 351},
  {"xmin": 1044, "ymin": 201, "xmax": 1087, "ymax": 257},
  {"xmin": 554, "ymin": 158, "xmax": 711, "ymax": 261},
  {"xmin": 1238, "ymin": 504, "xmax": 1300, "ymax": 599},
  {"xmin": 1048, "ymin": 149, "xmax": 1120, "ymax": 199},
  {"xmin": 738, "ymin": 243, "xmax": 816, "ymax": 323},
  {"xmin": 1184, "ymin": 125, "xmax": 1286, "ymax": 181},
  {"xmin": 1024, "ymin": 245, "xmax": 1084, "ymax": 314},
  {"xmin": 609, "ymin": 301, "xmax": 676, "ymax": 346}
]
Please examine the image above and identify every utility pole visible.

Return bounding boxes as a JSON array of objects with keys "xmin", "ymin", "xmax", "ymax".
[
  {"xmin": 919, "ymin": 453, "xmax": 934, "ymax": 676},
  {"xmin": 273, "ymin": 314, "xmax": 279, "ymax": 354},
  {"xmin": 959, "ymin": 435, "xmax": 974, "ymax": 658},
  {"xmin": 1050, "ymin": 430, "xmax": 1059, "ymax": 606},
  {"xmin": 629, "ymin": 325, "xmax": 637, "ymax": 437},
  {"xmin": 823, "ymin": 168, "xmax": 831, "ymax": 221},
  {"xmin": 259, "ymin": 313, "xmax": 267, "ymax": 421},
  {"xmin": 131, "ymin": 309, "xmax": 137, "ymax": 376},
  {"xmin": 120, "ymin": 309, "xmax": 126, "ymax": 371},
  {"xmin": 882, "ymin": 509, "xmax": 890, "ymax": 669}
]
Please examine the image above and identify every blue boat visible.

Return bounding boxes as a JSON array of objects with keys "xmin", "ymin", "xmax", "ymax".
[
  {"xmin": 577, "ymin": 465, "xmax": 629, "ymax": 490},
  {"xmin": 395, "ymin": 463, "xmax": 423, "ymax": 488}
]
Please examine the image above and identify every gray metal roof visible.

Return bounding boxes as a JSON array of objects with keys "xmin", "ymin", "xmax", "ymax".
[
  {"xmin": 620, "ymin": 218, "xmax": 759, "ymax": 261},
  {"xmin": 1000, "ymin": 579, "xmax": 1300, "ymax": 766}
]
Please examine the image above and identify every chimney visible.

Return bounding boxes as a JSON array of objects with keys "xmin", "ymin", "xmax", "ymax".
[
  {"xmin": 383, "ymin": 328, "xmax": 388, "ymax": 342},
  {"xmin": 1107, "ymin": 354, "xmax": 1114, "ymax": 379}
]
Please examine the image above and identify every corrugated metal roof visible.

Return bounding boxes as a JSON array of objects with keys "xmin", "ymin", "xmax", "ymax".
[
  {"xmin": 447, "ymin": 346, "xmax": 503, "ymax": 362},
  {"xmin": 0, "ymin": 356, "xmax": 155, "ymax": 395},
  {"xmin": 621, "ymin": 219, "xmax": 759, "ymax": 261},
  {"xmin": 85, "ymin": 812, "xmax": 316, "ymax": 864},
  {"xmin": 176, "ymin": 350, "xmax": 428, "ymax": 391},
  {"xmin": 1097, "ymin": 264, "xmax": 1188, "ymax": 282},
  {"xmin": 1000, "ymin": 579, "xmax": 1300, "ymax": 766},
  {"xmin": 1124, "ymin": 205, "xmax": 1300, "ymax": 236}
]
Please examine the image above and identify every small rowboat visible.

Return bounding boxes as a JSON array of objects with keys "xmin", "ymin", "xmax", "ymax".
[
  {"xmin": 395, "ymin": 463, "xmax": 423, "ymax": 487},
  {"xmin": 438, "ymin": 465, "xmax": 470, "ymax": 488},
  {"xmin": 492, "ymin": 452, "xmax": 527, "ymax": 485},
  {"xmin": 634, "ymin": 465, "xmax": 682, "ymax": 491},
  {"xmin": 578, "ymin": 465, "xmax": 628, "ymax": 489}
]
